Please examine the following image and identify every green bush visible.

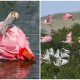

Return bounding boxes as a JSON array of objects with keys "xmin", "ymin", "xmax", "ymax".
[{"xmin": 41, "ymin": 23, "xmax": 80, "ymax": 79}]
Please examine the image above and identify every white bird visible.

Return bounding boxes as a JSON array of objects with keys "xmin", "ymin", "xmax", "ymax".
[
  {"xmin": 61, "ymin": 59, "xmax": 69, "ymax": 65},
  {"xmin": 48, "ymin": 48, "xmax": 54, "ymax": 56},
  {"xmin": 54, "ymin": 57, "xmax": 61, "ymax": 66},
  {"xmin": 62, "ymin": 48, "xmax": 70, "ymax": 54},
  {"xmin": 54, "ymin": 49, "xmax": 60, "ymax": 58},
  {"xmin": 54, "ymin": 57, "xmax": 69, "ymax": 66},
  {"xmin": 42, "ymin": 49, "xmax": 50, "ymax": 63},
  {"xmin": 60, "ymin": 52, "xmax": 70, "ymax": 58}
]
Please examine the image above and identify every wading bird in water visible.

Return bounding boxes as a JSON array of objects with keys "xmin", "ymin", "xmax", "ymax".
[{"xmin": 0, "ymin": 11, "xmax": 36, "ymax": 62}]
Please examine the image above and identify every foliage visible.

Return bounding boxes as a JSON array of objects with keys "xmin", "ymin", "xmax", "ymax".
[{"xmin": 41, "ymin": 23, "xmax": 80, "ymax": 79}]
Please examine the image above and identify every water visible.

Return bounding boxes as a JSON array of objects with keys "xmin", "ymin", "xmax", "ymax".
[{"xmin": 0, "ymin": 1, "xmax": 39, "ymax": 79}]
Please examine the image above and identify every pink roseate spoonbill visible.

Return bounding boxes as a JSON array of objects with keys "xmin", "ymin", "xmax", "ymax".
[
  {"xmin": 63, "ymin": 13, "xmax": 74, "ymax": 20},
  {"xmin": 0, "ymin": 11, "xmax": 36, "ymax": 61},
  {"xmin": 41, "ymin": 15, "xmax": 52, "ymax": 25},
  {"xmin": 41, "ymin": 35, "xmax": 52, "ymax": 43},
  {"xmin": 47, "ymin": 15, "xmax": 52, "ymax": 25},
  {"xmin": 61, "ymin": 32, "xmax": 73, "ymax": 44}
]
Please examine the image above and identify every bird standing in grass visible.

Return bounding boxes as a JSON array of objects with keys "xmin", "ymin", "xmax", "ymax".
[
  {"xmin": 42, "ymin": 49, "xmax": 50, "ymax": 64},
  {"xmin": 61, "ymin": 32, "xmax": 73, "ymax": 44},
  {"xmin": 41, "ymin": 35, "xmax": 52, "ymax": 43},
  {"xmin": 48, "ymin": 48, "xmax": 54, "ymax": 56}
]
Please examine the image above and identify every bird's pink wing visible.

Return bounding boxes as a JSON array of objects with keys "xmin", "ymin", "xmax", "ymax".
[
  {"xmin": 63, "ymin": 13, "xmax": 73, "ymax": 20},
  {"xmin": 47, "ymin": 15, "xmax": 52, "ymax": 24},
  {"xmin": 41, "ymin": 35, "xmax": 52, "ymax": 43},
  {"xmin": 16, "ymin": 27, "xmax": 34, "ymax": 55},
  {"xmin": 66, "ymin": 32, "xmax": 72, "ymax": 43}
]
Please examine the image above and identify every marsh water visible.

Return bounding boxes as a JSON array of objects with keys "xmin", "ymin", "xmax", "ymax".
[{"xmin": 0, "ymin": 2, "xmax": 39, "ymax": 79}]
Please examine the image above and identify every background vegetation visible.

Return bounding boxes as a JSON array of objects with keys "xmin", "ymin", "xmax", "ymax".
[{"xmin": 41, "ymin": 23, "xmax": 80, "ymax": 79}]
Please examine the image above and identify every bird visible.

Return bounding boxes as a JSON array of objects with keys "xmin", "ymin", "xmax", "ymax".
[
  {"xmin": 54, "ymin": 49, "xmax": 60, "ymax": 58},
  {"xmin": 54, "ymin": 56, "xmax": 69, "ymax": 66},
  {"xmin": 60, "ymin": 59, "xmax": 69, "ymax": 66},
  {"xmin": 60, "ymin": 48, "xmax": 70, "ymax": 58},
  {"xmin": 40, "ymin": 54, "xmax": 44, "ymax": 64},
  {"xmin": 60, "ymin": 52, "xmax": 70, "ymax": 58},
  {"xmin": 61, "ymin": 32, "xmax": 73, "ymax": 44},
  {"xmin": 62, "ymin": 48, "xmax": 70, "ymax": 54},
  {"xmin": 53, "ymin": 49, "xmax": 69, "ymax": 66},
  {"xmin": 0, "ymin": 11, "xmax": 36, "ymax": 61},
  {"xmin": 54, "ymin": 57, "xmax": 61, "ymax": 67},
  {"xmin": 78, "ymin": 37, "xmax": 80, "ymax": 43},
  {"xmin": 63, "ymin": 13, "xmax": 74, "ymax": 21},
  {"xmin": 0, "ymin": 12, "xmax": 19, "ymax": 36},
  {"xmin": 41, "ymin": 15, "xmax": 52, "ymax": 25},
  {"xmin": 48, "ymin": 48, "xmax": 54, "ymax": 56},
  {"xmin": 42, "ymin": 49, "xmax": 50, "ymax": 64},
  {"xmin": 41, "ymin": 35, "xmax": 52, "ymax": 43}
]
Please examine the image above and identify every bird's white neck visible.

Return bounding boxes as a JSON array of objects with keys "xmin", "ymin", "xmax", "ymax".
[{"xmin": 3, "ymin": 15, "xmax": 14, "ymax": 28}]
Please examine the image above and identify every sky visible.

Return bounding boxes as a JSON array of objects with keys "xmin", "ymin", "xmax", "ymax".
[{"xmin": 41, "ymin": 1, "xmax": 80, "ymax": 17}]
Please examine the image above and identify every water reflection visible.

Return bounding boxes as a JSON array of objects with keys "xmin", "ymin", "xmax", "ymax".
[{"xmin": 0, "ymin": 60, "xmax": 34, "ymax": 79}]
